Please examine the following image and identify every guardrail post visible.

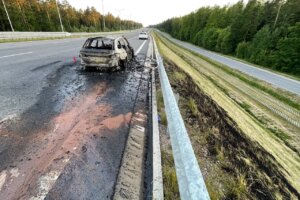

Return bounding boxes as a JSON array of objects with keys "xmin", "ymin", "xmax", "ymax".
[{"xmin": 153, "ymin": 36, "xmax": 210, "ymax": 200}]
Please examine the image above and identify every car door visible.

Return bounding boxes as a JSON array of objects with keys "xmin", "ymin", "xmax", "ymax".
[
  {"xmin": 123, "ymin": 37, "xmax": 134, "ymax": 60},
  {"xmin": 116, "ymin": 39, "xmax": 127, "ymax": 60}
]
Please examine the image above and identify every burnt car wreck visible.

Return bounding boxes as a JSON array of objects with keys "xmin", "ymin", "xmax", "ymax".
[{"xmin": 79, "ymin": 36, "xmax": 134, "ymax": 70}]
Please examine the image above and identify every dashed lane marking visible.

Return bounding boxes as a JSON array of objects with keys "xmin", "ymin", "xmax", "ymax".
[
  {"xmin": 29, "ymin": 170, "xmax": 60, "ymax": 200},
  {"xmin": 135, "ymin": 40, "xmax": 147, "ymax": 56},
  {"xmin": 0, "ymin": 171, "xmax": 7, "ymax": 191},
  {"xmin": 0, "ymin": 52, "xmax": 32, "ymax": 59},
  {"xmin": 0, "ymin": 114, "xmax": 17, "ymax": 124}
]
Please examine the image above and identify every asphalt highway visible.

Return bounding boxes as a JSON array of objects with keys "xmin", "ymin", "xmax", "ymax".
[
  {"xmin": 160, "ymin": 31, "xmax": 300, "ymax": 96},
  {"xmin": 0, "ymin": 31, "xmax": 146, "ymax": 120},
  {"xmin": 0, "ymin": 31, "xmax": 151, "ymax": 199}
]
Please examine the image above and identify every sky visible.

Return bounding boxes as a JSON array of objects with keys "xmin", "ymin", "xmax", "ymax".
[{"xmin": 66, "ymin": 0, "xmax": 246, "ymax": 27}]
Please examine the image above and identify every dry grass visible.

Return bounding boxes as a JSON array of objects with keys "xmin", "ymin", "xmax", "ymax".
[
  {"xmin": 156, "ymin": 89, "xmax": 168, "ymax": 126},
  {"xmin": 187, "ymin": 98, "xmax": 199, "ymax": 117},
  {"xmin": 156, "ymin": 32, "xmax": 300, "ymax": 150},
  {"xmin": 154, "ymin": 33, "xmax": 300, "ymax": 196},
  {"xmin": 157, "ymin": 34, "xmax": 300, "ymax": 147},
  {"xmin": 161, "ymin": 150, "xmax": 180, "ymax": 200}
]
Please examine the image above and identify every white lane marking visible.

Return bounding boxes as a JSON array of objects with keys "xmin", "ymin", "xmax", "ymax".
[
  {"xmin": 135, "ymin": 40, "xmax": 147, "ymax": 55},
  {"xmin": 0, "ymin": 114, "xmax": 17, "ymax": 124},
  {"xmin": 30, "ymin": 171, "xmax": 60, "ymax": 200},
  {"xmin": 0, "ymin": 170, "xmax": 7, "ymax": 191},
  {"xmin": 52, "ymin": 124, "xmax": 59, "ymax": 134},
  {"xmin": 134, "ymin": 125, "xmax": 145, "ymax": 132},
  {"xmin": 10, "ymin": 168, "xmax": 20, "ymax": 178},
  {"xmin": 0, "ymin": 52, "xmax": 32, "ymax": 59}
]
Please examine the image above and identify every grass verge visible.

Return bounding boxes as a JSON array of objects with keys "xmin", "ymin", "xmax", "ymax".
[
  {"xmin": 156, "ymin": 80, "xmax": 179, "ymax": 199},
  {"xmin": 157, "ymin": 32, "xmax": 300, "ymax": 111},
  {"xmin": 154, "ymin": 33, "xmax": 300, "ymax": 198}
]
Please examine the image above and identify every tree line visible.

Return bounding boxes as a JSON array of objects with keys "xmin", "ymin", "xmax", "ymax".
[
  {"xmin": 0, "ymin": 0, "xmax": 142, "ymax": 32},
  {"xmin": 155, "ymin": 0, "xmax": 300, "ymax": 76}
]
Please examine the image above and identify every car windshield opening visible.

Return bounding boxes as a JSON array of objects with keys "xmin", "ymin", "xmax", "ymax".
[{"xmin": 84, "ymin": 38, "xmax": 114, "ymax": 50}]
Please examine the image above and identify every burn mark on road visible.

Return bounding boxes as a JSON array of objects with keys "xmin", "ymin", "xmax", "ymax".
[
  {"xmin": 0, "ymin": 58, "xmax": 147, "ymax": 199},
  {"xmin": 30, "ymin": 61, "xmax": 62, "ymax": 72},
  {"xmin": 102, "ymin": 113, "xmax": 132, "ymax": 130}
]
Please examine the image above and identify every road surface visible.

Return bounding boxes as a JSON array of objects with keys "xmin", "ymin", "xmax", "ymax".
[
  {"xmin": 160, "ymin": 31, "xmax": 300, "ymax": 96},
  {"xmin": 0, "ymin": 31, "xmax": 151, "ymax": 199}
]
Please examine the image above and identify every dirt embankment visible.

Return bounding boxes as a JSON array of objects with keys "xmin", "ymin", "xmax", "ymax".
[{"xmin": 164, "ymin": 61, "xmax": 299, "ymax": 199}]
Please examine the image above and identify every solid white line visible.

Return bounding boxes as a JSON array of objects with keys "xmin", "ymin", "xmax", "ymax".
[
  {"xmin": 0, "ymin": 52, "xmax": 32, "ymax": 59},
  {"xmin": 0, "ymin": 170, "xmax": 7, "ymax": 191},
  {"xmin": 0, "ymin": 114, "xmax": 17, "ymax": 124},
  {"xmin": 135, "ymin": 40, "xmax": 147, "ymax": 55}
]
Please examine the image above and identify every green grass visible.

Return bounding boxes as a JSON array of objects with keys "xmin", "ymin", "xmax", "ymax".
[
  {"xmin": 239, "ymin": 102, "xmax": 251, "ymax": 113},
  {"xmin": 186, "ymin": 98, "xmax": 199, "ymax": 117},
  {"xmin": 173, "ymin": 71, "xmax": 186, "ymax": 82},
  {"xmin": 237, "ymin": 101, "xmax": 292, "ymax": 142},
  {"xmin": 161, "ymin": 150, "xmax": 180, "ymax": 200},
  {"xmin": 224, "ymin": 174, "xmax": 248, "ymax": 199},
  {"xmin": 206, "ymin": 76, "xmax": 230, "ymax": 96},
  {"xmin": 203, "ymin": 65, "xmax": 292, "ymax": 144},
  {"xmin": 207, "ymin": 67, "xmax": 293, "ymax": 145},
  {"xmin": 157, "ymin": 32, "xmax": 300, "ymax": 112},
  {"xmin": 156, "ymin": 89, "xmax": 168, "ymax": 125}
]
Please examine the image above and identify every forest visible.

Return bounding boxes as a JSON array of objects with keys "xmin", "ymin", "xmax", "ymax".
[
  {"xmin": 0, "ymin": 0, "xmax": 142, "ymax": 32},
  {"xmin": 155, "ymin": 0, "xmax": 300, "ymax": 76}
]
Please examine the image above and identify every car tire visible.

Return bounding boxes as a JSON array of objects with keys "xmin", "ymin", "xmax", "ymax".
[{"xmin": 120, "ymin": 58, "xmax": 128, "ymax": 70}]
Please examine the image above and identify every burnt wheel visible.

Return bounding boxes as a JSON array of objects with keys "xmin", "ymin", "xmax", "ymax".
[{"xmin": 120, "ymin": 58, "xmax": 128, "ymax": 70}]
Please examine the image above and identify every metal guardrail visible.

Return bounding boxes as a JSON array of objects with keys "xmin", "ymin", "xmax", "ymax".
[
  {"xmin": 153, "ymin": 37, "xmax": 210, "ymax": 200},
  {"xmin": 148, "ymin": 36, "xmax": 164, "ymax": 200},
  {"xmin": 70, "ymin": 30, "xmax": 131, "ymax": 37},
  {"xmin": 0, "ymin": 30, "xmax": 134, "ymax": 40},
  {"xmin": 0, "ymin": 32, "xmax": 70, "ymax": 40}
]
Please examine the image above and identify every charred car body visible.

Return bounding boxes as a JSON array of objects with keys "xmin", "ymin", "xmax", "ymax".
[{"xmin": 79, "ymin": 36, "xmax": 134, "ymax": 70}]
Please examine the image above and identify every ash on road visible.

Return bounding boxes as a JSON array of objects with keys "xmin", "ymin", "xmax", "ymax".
[{"xmin": 0, "ymin": 31, "xmax": 151, "ymax": 200}]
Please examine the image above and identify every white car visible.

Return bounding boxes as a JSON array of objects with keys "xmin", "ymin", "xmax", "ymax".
[{"xmin": 139, "ymin": 32, "xmax": 149, "ymax": 40}]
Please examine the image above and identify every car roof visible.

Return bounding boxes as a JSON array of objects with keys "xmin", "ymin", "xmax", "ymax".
[
  {"xmin": 87, "ymin": 36, "xmax": 128, "ymax": 41},
  {"xmin": 87, "ymin": 36, "xmax": 115, "ymax": 40}
]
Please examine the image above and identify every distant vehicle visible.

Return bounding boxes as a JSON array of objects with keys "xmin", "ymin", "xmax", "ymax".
[
  {"xmin": 139, "ymin": 32, "xmax": 149, "ymax": 40},
  {"xmin": 79, "ymin": 36, "xmax": 134, "ymax": 70}
]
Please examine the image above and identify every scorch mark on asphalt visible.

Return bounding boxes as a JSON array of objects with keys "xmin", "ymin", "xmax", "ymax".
[
  {"xmin": 0, "ymin": 83, "xmax": 111, "ymax": 199},
  {"xmin": 0, "ymin": 34, "xmax": 149, "ymax": 199}
]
